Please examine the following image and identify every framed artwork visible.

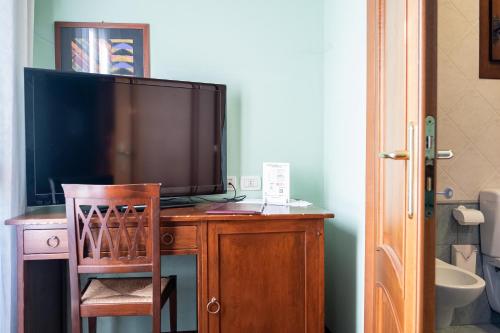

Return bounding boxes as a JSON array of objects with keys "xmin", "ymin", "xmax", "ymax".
[
  {"xmin": 55, "ymin": 22, "xmax": 150, "ymax": 77},
  {"xmin": 480, "ymin": 0, "xmax": 500, "ymax": 78}
]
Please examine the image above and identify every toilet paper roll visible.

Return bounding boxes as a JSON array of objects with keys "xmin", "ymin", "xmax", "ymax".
[{"xmin": 452, "ymin": 205, "xmax": 485, "ymax": 225}]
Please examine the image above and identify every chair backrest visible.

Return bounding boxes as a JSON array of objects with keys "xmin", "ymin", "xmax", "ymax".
[{"xmin": 63, "ymin": 184, "xmax": 161, "ymax": 274}]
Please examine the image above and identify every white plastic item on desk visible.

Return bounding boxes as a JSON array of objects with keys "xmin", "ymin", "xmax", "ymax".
[
  {"xmin": 235, "ymin": 198, "xmax": 312, "ymax": 207},
  {"xmin": 452, "ymin": 205, "xmax": 485, "ymax": 225}
]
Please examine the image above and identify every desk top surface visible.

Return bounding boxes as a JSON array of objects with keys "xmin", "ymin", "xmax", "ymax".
[{"xmin": 5, "ymin": 203, "xmax": 334, "ymax": 225}]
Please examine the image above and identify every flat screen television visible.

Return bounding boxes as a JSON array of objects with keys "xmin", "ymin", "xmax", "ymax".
[{"xmin": 25, "ymin": 68, "xmax": 227, "ymax": 206}]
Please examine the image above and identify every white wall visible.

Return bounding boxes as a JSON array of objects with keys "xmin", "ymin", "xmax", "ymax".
[{"xmin": 323, "ymin": 0, "xmax": 366, "ymax": 332}]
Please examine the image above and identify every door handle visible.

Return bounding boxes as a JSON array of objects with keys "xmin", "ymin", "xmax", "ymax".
[
  {"xmin": 378, "ymin": 122, "xmax": 414, "ymax": 218},
  {"xmin": 437, "ymin": 150, "xmax": 454, "ymax": 159},
  {"xmin": 378, "ymin": 150, "xmax": 409, "ymax": 160}
]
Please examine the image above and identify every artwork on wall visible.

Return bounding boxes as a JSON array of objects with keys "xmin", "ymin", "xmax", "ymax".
[
  {"xmin": 55, "ymin": 22, "xmax": 150, "ymax": 77},
  {"xmin": 480, "ymin": 0, "xmax": 500, "ymax": 78}
]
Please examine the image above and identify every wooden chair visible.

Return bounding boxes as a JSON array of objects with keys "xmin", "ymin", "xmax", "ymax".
[{"xmin": 63, "ymin": 184, "xmax": 177, "ymax": 333}]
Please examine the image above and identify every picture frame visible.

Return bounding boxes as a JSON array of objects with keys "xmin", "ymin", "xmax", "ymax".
[
  {"xmin": 480, "ymin": 0, "xmax": 500, "ymax": 78},
  {"xmin": 55, "ymin": 22, "xmax": 150, "ymax": 77}
]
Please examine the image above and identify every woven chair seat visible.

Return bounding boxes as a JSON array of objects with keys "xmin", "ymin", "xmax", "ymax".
[{"xmin": 82, "ymin": 277, "xmax": 170, "ymax": 305}]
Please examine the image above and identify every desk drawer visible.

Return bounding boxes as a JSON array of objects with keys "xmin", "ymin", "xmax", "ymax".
[
  {"xmin": 24, "ymin": 229, "xmax": 69, "ymax": 254},
  {"xmin": 160, "ymin": 226, "xmax": 197, "ymax": 250}
]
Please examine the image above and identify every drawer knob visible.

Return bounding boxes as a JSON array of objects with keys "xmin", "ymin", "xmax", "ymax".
[
  {"xmin": 46, "ymin": 236, "xmax": 60, "ymax": 248},
  {"xmin": 206, "ymin": 297, "xmax": 221, "ymax": 314},
  {"xmin": 161, "ymin": 232, "xmax": 175, "ymax": 246}
]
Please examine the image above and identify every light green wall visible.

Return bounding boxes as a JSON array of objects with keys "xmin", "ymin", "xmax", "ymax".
[
  {"xmin": 33, "ymin": 0, "xmax": 325, "ymax": 204},
  {"xmin": 33, "ymin": 0, "xmax": 327, "ymax": 331},
  {"xmin": 34, "ymin": 1, "xmax": 369, "ymax": 332},
  {"xmin": 323, "ymin": 0, "xmax": 366, "ymax": 332}
]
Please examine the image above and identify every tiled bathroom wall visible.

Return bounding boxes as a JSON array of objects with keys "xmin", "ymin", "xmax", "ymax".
[
  {"xmin": 437, "ymin": 203, "xmax": 500, "ymax": 325},
  {"xmin": 436, "ymin": 0, "xmax": 500, "ymax": 328},
  {"xmin": 437, "ymin": 0, "xmax": 500, "ymax": 202}
]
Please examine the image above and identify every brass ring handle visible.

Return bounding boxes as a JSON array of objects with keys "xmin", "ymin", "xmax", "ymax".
[
  {"xmin": 206, "ymin": 297, "xmax": 221, "ymax": 314},
  {"xmin": 161, "ymin": 232, "xmax": 175, "ymax": 246},
  {"xmin": 46, "ymin": 236, "xmax": 60, "ymax": 248}
]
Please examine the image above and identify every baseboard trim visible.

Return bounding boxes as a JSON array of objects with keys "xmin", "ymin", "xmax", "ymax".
[
  {"xmin": 165, "ymin": 328, "xmax": 331, "ymax": 333},
  {"xmin": 166, "ymin": 328, "xmax": 331, "ymax": 333}
]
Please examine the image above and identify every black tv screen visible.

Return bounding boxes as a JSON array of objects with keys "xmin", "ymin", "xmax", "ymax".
[{"xmin": 25, "ymin": 68, "xmax": 227, "ymax": 206}]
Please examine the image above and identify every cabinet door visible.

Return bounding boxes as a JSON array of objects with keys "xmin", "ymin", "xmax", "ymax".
[{"xmin": 207, "ymin": 220, "xmax": 324, "ymax": 333}]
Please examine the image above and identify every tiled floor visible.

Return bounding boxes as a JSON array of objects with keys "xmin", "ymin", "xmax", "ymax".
[{"xmin": 437, "ymin": 324, "xmax": 500, "ymax": 333}]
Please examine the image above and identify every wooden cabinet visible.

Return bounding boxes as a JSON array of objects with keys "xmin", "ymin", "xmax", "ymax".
[{"xmin": 206, "ymin": 219, "xmax": 324, "ymax": 333}]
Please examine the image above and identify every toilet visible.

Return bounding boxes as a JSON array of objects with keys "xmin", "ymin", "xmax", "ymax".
[
  {"xmin": 435, "ymin": 258, "xmax": 485, "ymax": 329},
  {"xmin": 480, "ymin": 190, "xmax": 500, "ymax": 313}
]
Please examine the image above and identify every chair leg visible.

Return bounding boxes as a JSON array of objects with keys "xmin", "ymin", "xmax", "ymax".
[
  {"xmin": 88, "ymin": 317, "xmax": 97, "ymax": 333},
  {"xmin": 71, "ymin": 308, "xmax": 82, "ymax": 333},
  {"xmin": 153, "ymin": 313, "xmax": 161, "ymax": 333},
  {"xmin": 169, "ymin": 287, "xmax": 177, "ymax": 332}
]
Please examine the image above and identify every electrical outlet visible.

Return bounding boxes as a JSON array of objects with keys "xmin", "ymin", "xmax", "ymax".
[
  {"xmin": 240, "ymin": 176, "xmax": 261, "ymax": 191},
  {"xmin": 227, "ymin": 176, "xmax": 237, "ymax": 190}
]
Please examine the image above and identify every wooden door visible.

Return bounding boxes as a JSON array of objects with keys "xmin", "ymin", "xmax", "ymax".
[
  {"xmin": 206, "ymin": 220, "xmax": 324, "ymax": 333},
  {"xmin": 365, "ymin": 0, "xmax": 436, "ymax": 332}
]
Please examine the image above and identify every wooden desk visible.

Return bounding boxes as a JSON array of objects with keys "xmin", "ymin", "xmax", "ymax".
[{"xmin": 5, "ymin": 204, "xmax": 333, "ymax": 333}]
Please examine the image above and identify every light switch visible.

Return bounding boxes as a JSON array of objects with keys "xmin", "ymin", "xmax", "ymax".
[{"xmin": 240, "ymin": 176, "xmax": 261, "ymax": 191}]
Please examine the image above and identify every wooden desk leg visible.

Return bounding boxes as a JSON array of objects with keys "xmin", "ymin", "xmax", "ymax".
[
  {"xmin": 198, "ymin": 221, "xmax": 208, "ymax": 333},
  {"xmin": 17, "ymin": 226, "xmax": 25, "ymax": 333}
]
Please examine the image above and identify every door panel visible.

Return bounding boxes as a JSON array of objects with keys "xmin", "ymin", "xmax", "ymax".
[
  {"xmin": 366, "ymin": 0, "xmax": 435, "ymax": 332},
  {"xmin": 376, "ymin": 247, "xmax": 404, "ymax": 330},
  {"xmin": 378, "ymin": 0, "xmax": 408, "ymax": 331},
  {"xmin": 207, "ymin": 220, "xmax": 323, "ymax": 333},
  {"xmin": 376, "ymin": 288, "xmax": 401, "ymax": 333},
  {"xmin": 219, "ymin": 232, "xmax": 305, "ymax": 332},
  {"xmin": 381, "ymin": 0, "xmax": 408, "ymax": 274}
]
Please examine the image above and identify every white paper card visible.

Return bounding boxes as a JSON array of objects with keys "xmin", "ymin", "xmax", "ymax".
[
  {"xmin": 236, "ymin": 198, "xmax": 312, "ymax": 207},
  {"xmin": 263, "ymin": 162, "xmax": 290, "ymax": 205}
]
